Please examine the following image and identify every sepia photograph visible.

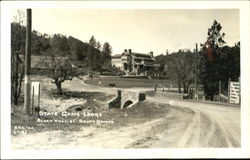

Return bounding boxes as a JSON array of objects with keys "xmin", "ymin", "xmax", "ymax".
[{"xmin": 1, "ymin": 0, "xmax": 250, "ymax": 159}]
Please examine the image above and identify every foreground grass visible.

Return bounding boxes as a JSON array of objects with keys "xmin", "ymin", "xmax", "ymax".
[{"xmin": 12, "ymin": 75, "xmax": 171, "ymax": 136}]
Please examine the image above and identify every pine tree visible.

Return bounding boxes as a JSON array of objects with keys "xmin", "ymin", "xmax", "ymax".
[
  {"xmin": 199, "ymin": 20, "xmax": 226, "ymax": 100},
  {"xmin": 89, "ymin": 35, "xmax": 97, "ymax": 48}
]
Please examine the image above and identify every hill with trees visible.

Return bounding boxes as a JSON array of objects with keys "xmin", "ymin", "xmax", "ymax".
[
  {"xmin": 11, "ymin": 22, "xmax": 112, "ymax": 72},
  {"xmin": 11, "ymin": 21, "xmax": 113, "ymax": 103}
]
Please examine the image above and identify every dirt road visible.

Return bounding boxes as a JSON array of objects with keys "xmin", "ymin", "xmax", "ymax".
[
  {"xmin": 11, "ymin": 77, "xmax": 241, "ymax": 149},
  {"xmin": 80, "ymin": 78, "xmax": 241, "ymax": 147},
  {"xmin": 148, "ymin": 97, "xmax": 241, "ymax": 148}
]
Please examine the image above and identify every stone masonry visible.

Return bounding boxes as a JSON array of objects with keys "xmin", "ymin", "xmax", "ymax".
[{"xmin": 108, "ymin": 90, "xmax": 146, "ymax": 109}]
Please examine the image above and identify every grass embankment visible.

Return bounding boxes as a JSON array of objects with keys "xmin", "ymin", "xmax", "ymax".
[
  {"xmin": 11, "ymin": 91, "xmax": 114, "ymax": 134},
  {"xmin": 11, "ymin": 100, "xmax": 170, "ymax": 135}
]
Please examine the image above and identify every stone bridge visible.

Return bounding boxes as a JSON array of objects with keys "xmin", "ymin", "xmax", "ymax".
[{"xmin": 108, "ymin": 90, "xmax": 146, "ymax": 109}]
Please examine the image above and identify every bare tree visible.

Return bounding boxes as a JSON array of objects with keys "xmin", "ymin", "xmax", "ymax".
[
  {"xmin": 168, "ymin": 50, "xmax": 195, "ymax": 93},
  {"xmin": 11, "ymin": 10, "xmax": 25, "ymax": 105},
  {"xmin": 43, "ymin": 35, "xmax": 81, "ymax": 95}
]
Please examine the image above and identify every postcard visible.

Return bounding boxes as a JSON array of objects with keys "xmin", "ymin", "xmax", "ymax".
[{"xmin": 1, "ymin": 0, "xmax": 250, "ymax": 159}]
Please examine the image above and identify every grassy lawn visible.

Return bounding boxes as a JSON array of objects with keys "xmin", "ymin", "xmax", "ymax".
[{"xmin": 85, "ymin": 76, "xmax": 178, "ymax": 88}]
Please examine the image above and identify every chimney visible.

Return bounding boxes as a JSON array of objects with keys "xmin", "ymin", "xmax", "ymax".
[
  {"xmin": 124, "ymin": 49, "xmax": 127, "ymax": 52},
  {"xmin": 150, "ymin": 51, "xmax": 154, "ymax": 57},
  {"xmin": 128, "ymin": 49, "xmax": 132, "ymax": 54},
  {"xmin": 128, "ymin": 49, "xmax": 132, "ymax": 72}
]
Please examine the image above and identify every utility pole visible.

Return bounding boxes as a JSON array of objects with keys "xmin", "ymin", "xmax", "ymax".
[
  {"xmin": 194, "ymin": 43, "xmax": 198, "ymax": 100},
  {"xmin": 24, "ymin": 9, "xmax": 32, "ymax": 115}
]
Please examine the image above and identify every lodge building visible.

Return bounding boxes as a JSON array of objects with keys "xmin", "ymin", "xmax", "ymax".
[{"xmin": 111, "ymin": 49, "xmax": 159, "ymax": 75}]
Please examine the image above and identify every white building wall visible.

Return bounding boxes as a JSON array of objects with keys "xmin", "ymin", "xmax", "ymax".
[{"xmin": 111, "ymin": 58, "xmax": 123, "ymax": 69}]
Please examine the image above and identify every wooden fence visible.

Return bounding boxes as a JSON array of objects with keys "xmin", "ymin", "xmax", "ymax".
[{"xmin": 229, "ymin": 81, "xmax": 240, "ymax": 104}]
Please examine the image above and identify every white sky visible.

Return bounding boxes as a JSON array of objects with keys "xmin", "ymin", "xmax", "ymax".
[{"xmin": 13, "ymin": 9, "xmax": 239, "ymax": 56}]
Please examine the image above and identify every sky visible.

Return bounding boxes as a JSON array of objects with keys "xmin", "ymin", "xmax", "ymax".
[{"xmin": 13, "ymin": 9, "xmax": 239, "ymax": 56}]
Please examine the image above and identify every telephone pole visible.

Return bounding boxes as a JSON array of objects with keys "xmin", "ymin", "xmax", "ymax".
[{"xmin": 24, "ymin": 9, "xmax": 32, "ymax": 115}]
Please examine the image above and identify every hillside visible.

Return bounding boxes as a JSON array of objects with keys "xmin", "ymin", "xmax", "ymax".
[{"xmin": 11, "ymin": 22, "xmax": 112, "ymax": 72}]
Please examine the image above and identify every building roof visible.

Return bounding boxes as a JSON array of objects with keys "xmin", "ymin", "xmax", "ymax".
[
  {"xmin": 132, "ymin": 52, "xmax": 152, "ymax": 58},
  {"xmin": 121, "ymin": 51, "xmax": 153, "ymax": 58}
]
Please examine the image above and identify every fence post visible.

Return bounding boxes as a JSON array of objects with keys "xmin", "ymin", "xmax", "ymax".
[
  {"xmin": 219, "ymin": 80, "xmax": 221, "ymax": 102},
  {"xmin": 194, "ymin": 43, "xmax": 198, "ymax": 100},
  {"xmin": 238, "ymin": 76, "xmax": 241, "ymax": 105},
  {"xmin": 38, "ymin": 83, "xmax": 40, "ymax": 111},
  {"xmin": 31, "ymin": 82, "xmax": 41, "ymax": 116},
  {"xmin": 228, "ymin": 78, "xmax": 231, "ymax": 103},
  {"xmin": 31, "ymin": 86, "xmax": 34, "ymax": 115}
]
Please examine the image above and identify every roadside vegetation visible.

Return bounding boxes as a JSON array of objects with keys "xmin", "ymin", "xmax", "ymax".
[
  {"xmin": 12, "ymin": 89, "xmax": 170, "ymax": 135},
  {"xmin": 155, "ymin": 20, "xmax": 240, "ymax": 100}
]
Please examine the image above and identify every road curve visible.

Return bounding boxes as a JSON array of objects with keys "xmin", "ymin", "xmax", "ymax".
[
  {"xmin": 80, "ymin": 79, "xmax": 241, "ymax": 148},
  {"xmin": 148, "ymin": 96, "xmax": 241, "ymax": 148}
]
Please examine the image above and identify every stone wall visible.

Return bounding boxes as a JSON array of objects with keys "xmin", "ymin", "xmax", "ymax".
[
  {"xmin": 108, "ymin": 90, "xmax": 146, "ymax": 109},
  {"xmin": 107, "ymin": 90, "xmax": 121, "ymax": 109}
]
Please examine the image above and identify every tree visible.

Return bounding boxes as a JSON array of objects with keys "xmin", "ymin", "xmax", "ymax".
[
  {"xmin": 68, "ymin": 36, "xmax": 86, "ymax": 61},
  {"xmin": 67, "ymin": 36, "xmax": 107, "ymax": 71},
  {"xmin": 155, "ymin": 54, "xmax": 168, "ymax": 76},
  {"xmin": 50, "ymin": 34, "xmax": 70, "ymax": 56},
  {"xmin": 45, "ymin": 34, "xmax": 81, "ymax": 95},
  {"xmin": 11, "ymin": 10, "xmax": 26, "ymax": 105},
  {"xmin": 102, "ymin": 42, "xmax": 112, "ymax": 68},
  {"xmin": 216, "ymin": 42, "xmax": 240, "ymax": 92},
  {"xmin": 166, "ymin": 49, "xmax": 169, "ymax": 56},
  {"xmin": 89, "ymin": 35, "xmax": 97, "ymax": 48},
  {"xmin": 218, "ymin": 42, "xmax": 240, "ymax": 82},
  {"xmin": 31, "ymin": 30, "xmax": 51, "ymax": 55},
  {"xmin": 155, "ymin": 50, "xmax": 195, "ymax": 93},
  {"xmin": 168, "ymin": 50, "xmax": 195, "ymax": 93},
  {"xmin": 198, "ymin": 20, "xmax": 237, "ymax": 101},
  {"xmin": 96, "ymin": 41, "xmax": 102, "ymax": 51}
]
